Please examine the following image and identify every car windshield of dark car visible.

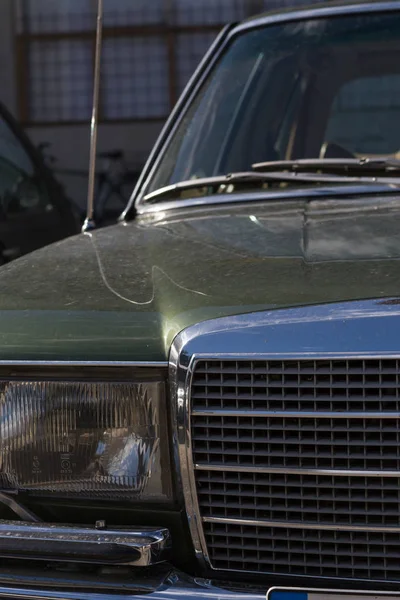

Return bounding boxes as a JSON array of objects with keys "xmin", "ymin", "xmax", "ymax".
[{"xmin": 145, "ymin": 11, "xmax": 400, "ymax": 195}]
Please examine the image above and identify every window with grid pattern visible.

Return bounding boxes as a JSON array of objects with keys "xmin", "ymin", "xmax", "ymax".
[
  {"xmin": 28, "ymin": 40, "xmax": 93, "ymax": 122},
  {"xmin": 16, "ymin": 0, "xmax": 318, "ymax": 124},
  {"xmin": 16, "ymin": 0, "xmax": 94, "ymax": 33},
  {"xmin": 102, "ymin": 37, "xmax": 170, "ymax": 119}
]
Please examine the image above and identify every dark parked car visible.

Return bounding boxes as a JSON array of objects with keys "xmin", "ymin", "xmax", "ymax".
[
  {"xmin": 0, "ymin": 103, "xmax": 78, "ymax": 262},
  {"xmin": 1, "ymin": 1, "xmax": 400, "ymax": 599}
]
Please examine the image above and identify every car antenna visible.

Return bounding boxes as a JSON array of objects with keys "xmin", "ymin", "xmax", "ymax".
[{"xmin": 82, "ymin": 0, "xmax": 103, "ymax": 233}]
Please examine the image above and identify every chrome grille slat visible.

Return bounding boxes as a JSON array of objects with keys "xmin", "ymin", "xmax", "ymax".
[
  {"xmin": 193, "ymin": 418, "xmax": 400, "ymax": 431},
  {"xmin": 199, "ymin": 501, "xmax": 400, "ymax": 521},
  {"xmin": 192, "ymin": 410, "xmax": 400, "ymax": 418},
  {"xmin": 195, "ymin": 464, "xmax": 400, "ymax": 477},
  {"xmin": 192, "ymin": 396, "xmax": 400, "ymax": 407},
  {"xmin": 191, "ymin": 358, "xmax": 400, "ymax": 581},
  {"xmin": 193, "ymin": 381, "xmax": 400, "ymax": 389},
  {"xmin": 194, "ymin": 434, "xmax": 400, "ymax": 445},
  {"xmin": 203, "ymin": 517, "xmax": 400, "ymax": 533}
]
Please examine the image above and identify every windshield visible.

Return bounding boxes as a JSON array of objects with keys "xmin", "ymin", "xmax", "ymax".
[{"xmin": 146, "ymin": 10, "xmax": 400, "ymax": 195}]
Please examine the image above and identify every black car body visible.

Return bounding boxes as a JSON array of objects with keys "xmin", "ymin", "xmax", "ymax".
[
  {"xmin": 0, "ymin": 1, "xmax": 398, "ymax": 600},
  {"xmin": 0, "ymin": 101, "xmax": 78, "ymax": 262}
]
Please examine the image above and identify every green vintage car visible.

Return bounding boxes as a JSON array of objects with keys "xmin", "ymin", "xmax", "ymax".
[{"xmin": 1, "ymin": 0, "xmax": 400, "ymax": 598}]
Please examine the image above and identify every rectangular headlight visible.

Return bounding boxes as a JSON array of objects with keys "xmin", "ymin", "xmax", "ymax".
[{"xmin": 0, "ymin": 378, "xmax": 172, "ymax": 502}]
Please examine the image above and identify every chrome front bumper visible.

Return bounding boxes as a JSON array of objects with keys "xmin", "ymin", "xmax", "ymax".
[
  {"xmin": 2, "ymin": 571, "xmax": 400, "ymax": 600},
  {"xmin": 0, "ymin": 570, "xmax": 266, "ymax": 600}
]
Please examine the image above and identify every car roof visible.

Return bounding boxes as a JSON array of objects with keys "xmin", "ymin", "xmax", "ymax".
[{"xmin": 243, "ymin": 0, "xmax": 397, "ymax": 26}]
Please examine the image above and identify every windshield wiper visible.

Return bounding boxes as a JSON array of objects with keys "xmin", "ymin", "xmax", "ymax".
[
  {"xmin": 143, "ymin": 169, "xmax": 400, "ymax": 203},
  {"xmin": 252, "ymin": 157, "xmax": 400, "ymax": 176},
  {"xmin": 144, "ymin": 170, "xmax": 400, "ymax": 203}
]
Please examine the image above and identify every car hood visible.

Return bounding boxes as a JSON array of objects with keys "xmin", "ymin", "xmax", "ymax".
[{"xmin": 0, "ymin": 194, "xmax": 400, "ymax": 362}]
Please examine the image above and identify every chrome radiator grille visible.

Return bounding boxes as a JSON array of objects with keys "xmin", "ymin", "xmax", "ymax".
[{"xmin": 191, "ymin": 359, "xmax": 400, "ymax": 581}]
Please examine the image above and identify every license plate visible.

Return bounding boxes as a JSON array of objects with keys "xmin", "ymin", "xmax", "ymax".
[{"xmin": 268, "ymin": 590, "xmax": 400, "ymax": 600}]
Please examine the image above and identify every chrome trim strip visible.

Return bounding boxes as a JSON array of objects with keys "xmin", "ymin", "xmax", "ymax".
[
  {"xmin": 238, "ymin": 1, "xmax": 400, "ymax": 34},
  {"xmin": 195, "ymin": 464, "xmax": 400, "ymax": 478},
  {"xmin": 169, "ymin": 349, "xmax": 210, "ymax": 569},
  {"xmin": 169, "ymin": 299, "xmax": 400, "ymax": 574},
  {"xmin": 192, "ymin": 409, "xmax": 400, "ymax": 419},
  {"xmin": 203, "ymin": 516, "xmax": 400, "ymax": 533},
  {"xmin": 0, "ymin": 521, "xmax": 171, "ymax": 567},
  {"xmin": 137, "ymin": 185, "xmax": 395, "ymax": 215},
  {"xmin": 0, "ymin": 361, "xmax": 168, "ymax": 367},
  {"xmin": 142, "ymin": 176, "xmax": 400, "ymax": 206}
]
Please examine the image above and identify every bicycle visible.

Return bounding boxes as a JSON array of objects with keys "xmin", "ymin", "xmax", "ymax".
[
  {"xmin": 37, "ymin": 143, "xmax": 142, "ymax": 225},
  {"xmin": 94, "ymin": 150, "xmax": 141, "ymax": 223}
]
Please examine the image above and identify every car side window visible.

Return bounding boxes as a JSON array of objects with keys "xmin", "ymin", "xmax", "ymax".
[
  {"xmin": 0, "ymin": 113, "xmax": 51, "ymax": 218},
  {"xmin": 324, "ymin": 74, "xmax": 400, "ymax": 156}
]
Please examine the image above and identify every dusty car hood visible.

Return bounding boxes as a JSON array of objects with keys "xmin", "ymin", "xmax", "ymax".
[{"xmin": 0, "ymin": 194, "xmax": 400, "ymax": 361}]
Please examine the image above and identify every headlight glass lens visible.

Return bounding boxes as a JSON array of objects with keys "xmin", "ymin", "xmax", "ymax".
[{"xmin": 0, "ymin": 380, "xmax": 171, "ymax": 502}]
